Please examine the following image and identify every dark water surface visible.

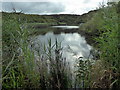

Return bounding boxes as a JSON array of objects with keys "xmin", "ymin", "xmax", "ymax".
[{"xmin": 29, "ymin": 26, "xmax": 93, "ymax": 68}]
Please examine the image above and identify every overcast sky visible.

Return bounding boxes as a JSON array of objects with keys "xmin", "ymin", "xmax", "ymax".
[{"xmin": 1, "ymin": 0, "xmax": 109, "ymax": 15}]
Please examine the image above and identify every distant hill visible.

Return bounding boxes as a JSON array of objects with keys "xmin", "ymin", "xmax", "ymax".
[{"xmin": 2, "ymin": 9, "xmax": 98, "ymax": 26}]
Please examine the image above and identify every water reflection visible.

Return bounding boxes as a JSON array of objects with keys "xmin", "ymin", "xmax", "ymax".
[
  {"xmin": 30, "ymin": 32, "xmax": 92, "ymax": 67},
  {"xmin": 52, "ymin": 26, "xmax": 79, "ymax": 29}
]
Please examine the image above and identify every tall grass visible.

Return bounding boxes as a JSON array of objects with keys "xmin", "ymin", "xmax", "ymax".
[
  {"xmin": 95, "ymin": 2, "xmax": 120, "ymax": 87},
  {"xmin": 30, "ymin": 38, "xmax": 73, "ymax": 89},
  {"xmin": 2, "ymin": 12, "xmax": 73, "ymax": 89},
  {"xmin": 76, "ymin": 1, "xmax": 120, "ymax": 88},
  {"xmin": 94, "ymin": 2, "xmax": 120, "ymax": 88},
  {"xmin": 2, "ymin": 12, "xmax": 40, "ymax": 88}
]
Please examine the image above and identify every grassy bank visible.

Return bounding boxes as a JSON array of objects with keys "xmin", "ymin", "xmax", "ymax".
[{"xmin": 79, "ymin": 1, "xmax": 120, "ymax": 88}]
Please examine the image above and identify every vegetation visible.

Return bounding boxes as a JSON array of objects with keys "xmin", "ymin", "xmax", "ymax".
[
  {"xmin": 0, "ymin": 12, "xmax": 2, "ymax": 89},
  {"xmin": 2, "ymin": 1, "xmax": 120, "ymax": 89},
  {"xmin": 79, "ymin": 1, "xmax": 120, "ymax": 88},
  {"xmin": 2, "ymin": 12, "xmax": 81, "ymax": 25}
]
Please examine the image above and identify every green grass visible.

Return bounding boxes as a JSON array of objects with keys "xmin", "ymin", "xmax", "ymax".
[
  {"xmin": 25, "ymin": 22, "xmax": 57, "ymax": 28},
  {"xmin": 2, "ymin": 12, "xmax": 73, "ymax": 89},
  {"xmin": 2, "ymin": 13, "xmax": 40, "ymax": 88},
  {"xmin": 79, "ymin": 2, "xmax": 120, "ymax": 88}
]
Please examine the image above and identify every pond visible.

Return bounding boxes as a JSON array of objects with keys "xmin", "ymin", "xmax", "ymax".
[
  {"xmin": 29, "ymin": 26, "xmax": 93, "ymax": 69},
  {"xmin": 52, "ymin": 25, "xmax": 79, "ymax": 29}
]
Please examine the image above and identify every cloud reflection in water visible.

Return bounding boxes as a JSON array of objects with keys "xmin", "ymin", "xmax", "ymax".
[{"xmin": 30, "ymin": 32, "xmax": 92, "ymax": 68}]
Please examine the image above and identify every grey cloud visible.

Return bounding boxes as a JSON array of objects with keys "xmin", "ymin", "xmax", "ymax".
[
  {"xmin": 2, "ymin": 2, "xmax": 65, "ymax": 14},
  {"xmin": 0, "ymin": 2, "xmax": 2, "ymax": 11},
  {"xmin": 83, "ymin": 0, "xmax": 91, "ymax": 4}
]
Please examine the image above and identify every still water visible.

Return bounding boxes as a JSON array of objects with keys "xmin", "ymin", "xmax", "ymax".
[
  {"xmin": 52, "ymin": 25, "xmax": 79, "ymax": 29},
  {"xmin": 30, "ymin": 26, "xmax": 93, "ymax": 67}
]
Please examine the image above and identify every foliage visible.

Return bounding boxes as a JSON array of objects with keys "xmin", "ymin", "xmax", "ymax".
[
  {"xmin": 76, "ymin": 2, "xmax": 120, "ymax": 88},
  {"xmin": 2, "ymin": 12, "xmax": 72, "ymax": 89},
  {"xmin": 2, "ymin": 13, "xmax": 40, "ymax": 88},
  {"xmin": 75, "ymin": 58, "xmax": 93, "ymax": 88},
  {"xmin": 31, "ymin": 38, "xmax": 73, "ymax": 89},
  {"xmin": 79, "ymin": 2, "xmax": 119, "ymax": 71}
]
